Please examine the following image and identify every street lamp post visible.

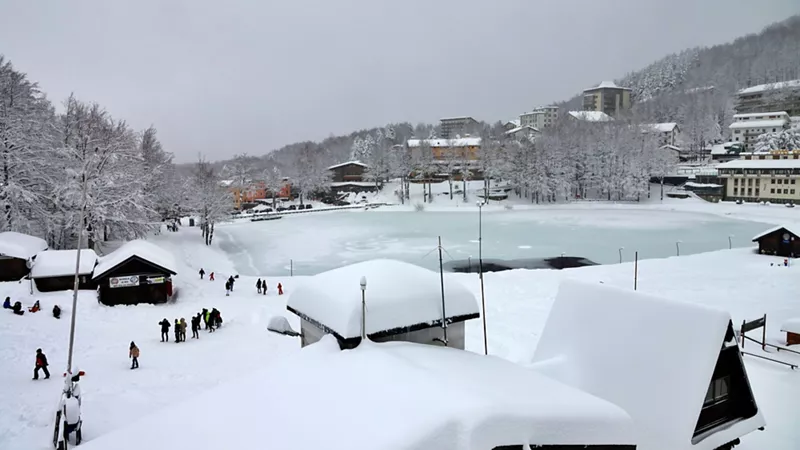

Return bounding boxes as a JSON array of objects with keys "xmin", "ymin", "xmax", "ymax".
[
  {"xmin": 477, "ymin": 201, "xmax": 488, "ymax": 355},
  {"xmin": 67, "ymin": 172, "xmax": 89, "ymax": 374},
  {"xmin": 618, "ymin": 247, "xmax": 624, "ymax": 264},
  {"xmin": 728, "ymin": 235, "xmax": 733, "ymax": 250},
  {"xmin": 360, "ymin": 276, "xmax": 367, "ymax": 339},
  {"xmin": 676, "ymin": 240, "xmax": 682, "ymax": 257}
]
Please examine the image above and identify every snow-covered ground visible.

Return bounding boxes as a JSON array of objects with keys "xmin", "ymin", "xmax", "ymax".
[{"xmin": 2, "ymin": 198, "xmax": 800, "ymax": 449}]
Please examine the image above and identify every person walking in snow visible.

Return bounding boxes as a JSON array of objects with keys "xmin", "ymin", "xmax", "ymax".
[
  {"xmin": 277, "ymin": 282, "xmax": 283, "ymax": 295},
  {"xmin": 256, "ymin": 278, "xmax": 262, "ymax": 294},
  {"xmin": 179, "ymin": 318, "xmax": 188, "ymax": 341},
  {"xmin": 202, "ymin": 308, "xmax": 210, "ymax": 330},
  {"xmin": 191, "ymin": 314, "xmax": 201, "ymax": 339},
  {"xmin": 225, "ymin": 279, "xmax": 231, "ymax": 296},
  {"xmin": 52, "ymin": 305, "xmax": 61, "ymax": 319},
  {"xmin": 159, "ymin": 318, "xmax": 171, "ymax": 342},
  {"xmin": 129, "ymin": 342, "xmax": 140, "ymax": 369},
  {"xmin": 33, "ymin": 348, "xmax": 50, "ymax": 380},
  {"xmin": 211, "ymin": 308, "xmax": 222, "ymax": 329},
  {"xmin": 199, "ymin": 268, "xmax": 205, "ymax": 279},
  {"xmin": 209, "ymin": 272, "xmax": 215, "ymax": 281},
  {"xmin": 228, "ymin": 275, "xmax": 236, "ymax": 291},
  {"xmin": 174, "ymin": 319, "xmax": 181, "ymax": 342},
  {"xmin": 262, "ymin": 279, "xmax": 267, "ymax": 295}
]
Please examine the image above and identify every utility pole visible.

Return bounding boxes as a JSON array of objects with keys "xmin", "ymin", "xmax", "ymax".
[
  {"xmin": 67, "ymin": 171, "xmax": 88, "ymax": 373},
  {"xmin": 437, "ymin": 236, "xmax": 448, "ymax": 346},
  {"xmin": 477, "ymin": 201, "xmax": 488, "ymax": 355}
]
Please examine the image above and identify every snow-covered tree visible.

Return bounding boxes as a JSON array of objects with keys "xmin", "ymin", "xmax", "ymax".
[
  {"xmin": 190, "ymin": 156, "xmax": 231, "ymax": 245},
  {"xmin": 291, "ymin": 143, "xmax": 331, "ymax": 206},
  {"xmin": 261, "ymin": 165, "xmax": 284, "ymax": 208},
  {"xmin": 754, "ymin": 129, "xmax": 800, "ymax": 152}
]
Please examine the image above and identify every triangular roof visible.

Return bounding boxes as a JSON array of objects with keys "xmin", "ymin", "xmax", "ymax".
[
  {"xmin": 504, "ymin": 125, "xmax": 541, "ymax": 135},
  {"xmin": 93, "ymin": 240, "xmax": 177, "ymax": 280},
  {"xmin": 531, "ymin": 280, "xmax": 764, "ymax": 450},
  {"xmin": 751, "ymin": 225, "xmax": 800, "ymax": 242},
  {"xmin": 327, "ymin": 161, "xmax": 368, "ymax": 171}
]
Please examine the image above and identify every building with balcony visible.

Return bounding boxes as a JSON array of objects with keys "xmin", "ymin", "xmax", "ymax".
[
  {"xmin": 406, "ymin": 137, "xmax": 481, "ymax": 162},
  {"xmin": 438, "ymin": 116, "xmax": 479, "ymax": 139},
  {"xmin": 735, "ymin": 79, "xmax": 800, "ymax": 116},
  {"xmin": 582, "ymin": 81, "xmax": 632, "ymax": 117},
  {"xmin": 520, "ymin": 106, "xmax": 559, "ymax": 129},
  {"xmin": 716, "ymin": 150, "xmax": 800, "ymax": 203},
  {"xmin": 728, "ymin": 112, "xmax": 790, "ymax": 151}
]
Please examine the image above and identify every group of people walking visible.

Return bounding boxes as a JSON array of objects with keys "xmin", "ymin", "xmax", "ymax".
[
  {"xmin": 199, "ymin": 268, "xmax": 284, "ymax": 296},
  {"xmin": 158, "ymin": 308, "xmax": 223, "ymax": 344}
]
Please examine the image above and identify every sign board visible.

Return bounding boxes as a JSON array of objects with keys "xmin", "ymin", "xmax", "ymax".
[
  {"xmin": 109, "ymin": 275, "xmax": 140, "ymax": 288},
  {"xmin": 146, "ymin": 277, "xmax": 165, "ymax": 284}
]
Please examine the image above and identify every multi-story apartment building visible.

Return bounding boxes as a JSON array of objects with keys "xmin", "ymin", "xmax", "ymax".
[
  {"xmin": 519, "ymin": 106, "xmax": 559, "ymax": 129},
  {"xmin": 582, "ymin": 81, "xmax": 632, "ymax": 117},
  {"xmin": 439, "ymin": 116, "xmax": 479, "ymax": 139},
  {"xmin": 717, "ymin": 150, "xmax": 800, "ymax": 204},
  {"xmin": 729, "ymin": 112, "xmax": 790, "ymax": 151},
  {"xmin": 642, "ymin": 122, "xmax": 680, "ymax": 146},
  {"xmin": 406, "ymin": 137, "xmax": 481, "ymax": 161},
  {"xmin": 735, "ymin": 79, "xmax": 800, "ymax": 116}
]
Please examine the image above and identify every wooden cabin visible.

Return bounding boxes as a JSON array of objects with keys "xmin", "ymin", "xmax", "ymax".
[
  {"xmin": 286, "ymin": 259, "xmax": 480, "ymax": 350},
  {"xmin": 0, "ymin": 232, "xmax": 48, "ymax": 282},
  {"xmin": 31, "ymin": 249, "xmax": 98, "ymax": 292},
  {"xmin": 781, "ymin": 319, "xmax": 800, "ymax": 346},
  {"xmin": 751, "ymin": 225, "xmax": 800, "ymax": 257},
  {"xmin": 328, "ymin": 161, "xmax": 367, "ymax": 182},
  {"xmin": 92, "ymin": 240, "xmax": 177, "ymax": 306}
]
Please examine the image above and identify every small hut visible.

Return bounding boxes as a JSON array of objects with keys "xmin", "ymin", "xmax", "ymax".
[
  {"xmin": 0, "ymin": 232, "xmax": 48, "ymax": 282},
  {"xmin": 31, "ymin": 249, "xmax": 98, "ymax": 292},
  {"xmin": 780, "ymin": 318, "xmax": 800, "ymax": 346},
  {"xmin": 286, "ymin": 259, "xmax": 480, "ymax": 350},
  {"xmin": 92, "ymin": 240, "xmax": 177, "ymax": 306},
  {"xmin": 531, "ymin": 280, "xmax": 764, "ymax": 450},
  {"xmin": 751, "ymin": 225, "xmax": 800, "ymax": 257}
]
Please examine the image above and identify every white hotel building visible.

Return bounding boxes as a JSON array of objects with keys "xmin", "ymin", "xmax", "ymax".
[
  {"xmin": 728, "ymin": 112, "xmax": 790, "ymax": 151},
  {"xmin": 717, "ymin": 151, "xmax": 800, "ymax": 204}
]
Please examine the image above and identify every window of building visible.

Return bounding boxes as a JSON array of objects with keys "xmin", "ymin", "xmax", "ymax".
[
  {"xmin": 734, "ymin": 188, "xmax": 739, "ymax": 195},
  {"xmin": 704, "ymin": 376, "xmax": 730, "ymax": 406},
  {"xmin": 755, "ymin": 179, "xmax": 760, "ymax": 185},
  {"xmin": 734, "ymin": 179, "xmax": 739, "ymax": 186},
  {"xmin": 792, "ymin": 180, "xmax": 796, "ymax": 184},
  {"xmin": 747, "ymin": 188, "xmax": 752, "ymax": 195},
  {"xmin": 773, "ymin": 128, "xmax": 777, "ymax": 132},
  {"xmin": 785, "ymin": 189, "xmax": 789, "ymax": 194},
  {"xmin": 792, "ymin": 189, "xmax": 796, "ymax": 195},
  {"xmin": 771, "ymin": 188, "xmax": 776, "ymax": 194},
  {"xmin": 747, "ymin": 179, "xmax": 752, "ymax": 185},
  {"xmin": 778, "ymin": 179, "xmax": 783, "ymax": 184}
]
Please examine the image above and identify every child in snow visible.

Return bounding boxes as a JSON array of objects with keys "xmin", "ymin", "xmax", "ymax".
[
  {"xmin": 28, "ymin": 300, "xmax": 41, "ymax": 313},
  {"xmin": 256, "ymin": 278, "xmax": 262, "ymax": 294},
  {"xmin": 2, "ymin": 297, "xmax": 10, "ymax": 309},
  {"xmin": 199, "ymin": 268, "xmax": 205, "ymax": 279},
  {"xmin": 34, "ymin": 348, "xmax": 50, "ymax": 380},
  {"xmin": 209, "ymin": 272, "xmax": 215, "ymax": 281},
  {"xmin": 52, "ymin": 305, "xmax": 61, "ymax": 319},
  {"xmin": 129, "ymin": 342, "xmax": 140, "ymax": 369},
  {"xmin": 277, "ymin": 283, "xmax": 283, "ymax": 295},
  {"xmin": 159, "ymin": 318, "xmax": 171, "ymax": 342}
]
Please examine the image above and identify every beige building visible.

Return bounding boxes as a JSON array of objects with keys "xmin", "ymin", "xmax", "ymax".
[
  {"xmin": 519, "ymin": 105, "xmax": 559, "ymax": 129},
  {"xmin": 729, "ymin": 112, "xmax": 790, "ymax": 151},
  {"xmin": 439, "ymin": 116, "xmax": 479, "ymax": 139},
  {"xmin": 717, "ymin": 151, "xmax": 800, "ymax": 204},
  {"xmin": 736, "ymin": 79, "xmax": 800, "ymax": 116},
  {"xmin": 642, "ymin": 122, "xmax": 680, "ymax": 146},
  {"xmin": 583, "ymin": 81, "xmax": 632, "ymax": 117}
]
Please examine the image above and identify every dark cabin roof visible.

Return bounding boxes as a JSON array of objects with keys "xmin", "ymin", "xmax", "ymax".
[{"xmin": 751, "ymin": 225, "xmax": 800, "ymax": 242}]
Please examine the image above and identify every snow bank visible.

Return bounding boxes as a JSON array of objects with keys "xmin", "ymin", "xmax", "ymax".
[
  {"xmin": 531, "ymin": 280, "xmax": 765, "ymax": 450},
  {"xmin": 780, "ymin": 318, "xmax": 800, "ymax": 334},
  {"xmin": 93, "ymin": 240, "xmax": 177, "ymax": 279},
  {"xmin": 78, "ymin": 341, "xmax": 635, "ymax": 450},
  {"xmin": 31, "ymin": 249, "xmax": 98, "ymax": 278},
  {"xmin": 0, "ymin": 231, "xmax": 47, "ymax": 260},
  {"xmin": 287, "ymin": 259, "xmax": 479, "ymax": 339}
]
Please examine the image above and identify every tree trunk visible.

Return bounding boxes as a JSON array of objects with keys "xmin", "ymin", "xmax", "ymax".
[
  {"xmin": 208, "ymin": 223, "xmax": 215, "ymax": 245},
  {"xmin": 448, "ymin": 179, "xmax": 453, "ymax": 200},
  {"xmin": 660, "ymin": 179, "xmax": 664, "ymax": 200}
]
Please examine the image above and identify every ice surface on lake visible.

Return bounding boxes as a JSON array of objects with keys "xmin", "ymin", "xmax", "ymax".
[{"xmin": 214, "ymin": 209, "xmax": 770, "ymax": 276}]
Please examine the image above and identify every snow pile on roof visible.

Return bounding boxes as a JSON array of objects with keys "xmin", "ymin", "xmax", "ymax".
[
  {"xmin": 439, "ymin": 116, "xmax": 475, "ymax": 121},
  {"xmin": 327, "ymin": 160, "xmax": 368, "ymax": 170},
  {"xmin": 729, "ymin": 119, "xmax": 788, "ymax": 130},
  {"xmin": 505, "ymin": 119, "xmax": 521, "ymax": 127},
  {"xmin": 406, "ymin": 137, "xmax": 481, "ymax": 147},
  {"xmin": 0, "ymin": 231, "xmax": 48, "ymax": 260},
  {"xmin": 93, "ymin": 240, "xmax": 177, "ymax": 279},
  {"xmin": 568, "ymin": 111, "xmax": 613, "ymax": 122},
  {"xmin": 504, "ymin": 125, "xmax": 541, "ymax": 135},
  {"xmin": 780, "ymin": 318, "xmax": 800, "ymax": 334},
  {"xmin": 716, "ymin": 159, "xmax": 800, "ymax": 169},
  {"xmin": 733, "ymin": 112, "xmax": 790, "ymax": 120},
  {"xmin": 710, "ymin": 142, "xmax": 741, "ymax": 155},
  {"xmin": 531, "ymin": 280, "xmax": 764, "ymax": 450},
  {"xmin": 586, "ymin": 80, "xmax": 631, "ymax": 91},
  {"xmin": 644, "ymin": 122, "xmax": 678, "ymax": 133},
  {"xmin": 31, "ymin": 249, "xmax": 98, "ymax": 278},
  {"xmin": 287, "ymin": 259, "xmax": 479, "ymax": 339},
  {"xmin": 737, "ymin": 79, "xmax": 800, "ymax": 95},
  {"xmin": 751, "ymin": 225, "xmax": 800, "ymax": 242},
  {"xmin": 684, "ymin": 182, "xmax": 722, "ymax": 189},
  {"xmin": 78, "ymin": 341, "xmax": 635, "ymax": 450}
]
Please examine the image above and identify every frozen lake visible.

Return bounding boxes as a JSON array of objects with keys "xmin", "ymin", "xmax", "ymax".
[{"xmin": 213, "ymin": 208, "xmax": 770, "ymax": 276}]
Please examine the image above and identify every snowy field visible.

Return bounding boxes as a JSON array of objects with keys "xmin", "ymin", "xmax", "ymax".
[{"xmin": 2, "ymin": 194, "xmax": 800, "ymax": 449}]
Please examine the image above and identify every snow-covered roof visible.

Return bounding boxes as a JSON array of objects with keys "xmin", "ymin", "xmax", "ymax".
[
  {"xmin": 733, "ymin": 112, "xmax": 790, "ymax": 120},
  {"xmin": 439, "ymin": 116, "xmax": 476, "ymax": 122},
  {"xmin": 660, "ymin": 144, "xmax": 681, "ymax": 152},
  {"xmin": 644, "ymin": 122, "xmax": 678, "ymax": 133},
  {"xmin": 330, "ymin": 181, "xmax": 375, "ymax": 187},
  {"xmin": 737, "ymin": 79, "xmax": 800, "ymax": 95},
  {"xmin": 751, "ymin": 225, "xmax": 800, "ymax": 242},
  {"xmin": 505, "ymin": 119, "xmax": 521, "ymax": 127},
  {"xmin": 92, "ymin": 240, "xmax": 177, "ymax": 280},
  {"xmin": 684, "ymin": 182, "xmax": 722, "ymax": 188},
  {"xmin": 568, "ymin": 111, "xmax": 613, "ymax": 122},
  {"xmin": 0, "ymin": 231, "xmax": 48, "ymax": 260},
  {"xmin": 729, "ymin": 119, "xmax": 788, "ymax": 130},
  {"xmin": 504, "ymin": 125, "xmax": 541, "ymax": 135},
  {"xmin": 31, "ymin": 249, "xmax": 98, "ymax": 278},
  {"xmin": 710, "ymin": 142, "xmax": 741, "ymax": 155},
  {"xmin": 585, "ymin": 80, "xmax": 631, "ymax": 91},
  {"xmin": 78, "ymin": 339, "xmax": 635, "ymax": 450},
  {"xmin": 327, "ymin": 161, "xmax": 368, "ymax": 170},
  {"xmin": 780, "ymin": 317, "xmax": 800, "ymax": 334},
  {"xmin": 531, "ymin": 280, "xmax": 764, "ymax": 450},
  {"xmin": 287, "ymin": 259, "xmax": 479, "ymax": 339},
  {"xmin": 406, "ymin": 137, "xmax": 481, "ymax": 147},
  {"xmin": 716, "ymin": 159, "xmax": 800, "ymax": 170}
]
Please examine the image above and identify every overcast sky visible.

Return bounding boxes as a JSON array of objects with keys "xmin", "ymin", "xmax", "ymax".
[{"xmin": 1, "ymin": 0, "xmax": 798, "ymax": 162}]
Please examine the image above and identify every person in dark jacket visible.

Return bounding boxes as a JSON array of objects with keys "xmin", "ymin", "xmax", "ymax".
[
  {"xmin": 2, "ymin": 297, "xmax": 10, "ymax": 309},
  {"xmin": 209, "ymin": 308, "xmax": 220, "ymax": 332},
  {"xmin": 199, "ymin": 268, "xmax": 205, "ymax": 279},
  {"xmin": 202, "ymin": 308, "xmax": 209, "ymax": 330},
  {"xmin": 159, "ymin": 318, "xmax": 171, "ymax": 342},
  {"xmin": 228, "ymin": 276, "xmax": 235, "ymax": 291},
  {"xmin": 12, "ymin": 301, "xmax": 24, "ymax": 315},
  {"xmin": 256, "ymin": 278, "xmax": 262, "ymax": 294},
  {"xmin": 262, "ymin": 279, "xmax": 267, "ymax": 295},
  {"xmin": 174, "ymin": 319, "xmax": 181, "ymax": 342},
  {"xmin": 191, "ymin": 314, "xmax": 201, "ymax": 339},
  {"xmin": 52, "ymin": 305, "xmax": 61, "ymax": 319},
  {"xmin": 33, "ymin": 348, "xmax": 50, "ymax": 380}
]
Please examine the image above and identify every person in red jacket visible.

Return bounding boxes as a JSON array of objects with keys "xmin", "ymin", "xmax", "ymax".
[
  {"xmin": 277, "ymin": 283, "xmax": 284, "ymax": 295},
  {"xmin": 34, "ymin": 348, "xmax": 50, "ymax": 380}
]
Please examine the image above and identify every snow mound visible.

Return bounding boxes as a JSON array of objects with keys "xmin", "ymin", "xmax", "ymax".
[
  {"xmin": 78, "ymin": 341, "xmax": 635, "ymax": 450},
  {"xmin": 531, "ymin": 280, "xmax": 765, "ymax": 450},
  {"xmin": 31, "ymin": 249, "xmax": 98, "ymax": 278},
  {"xmin": 267, "ymin": 316, "xmax": 299, "ymax": 336},
  {"xmin": 780, "ymin": 318, "xmax": 800, "ymax": 334},
  {"xmin": 93, "ymin": 240, "xmax": 177, "ymax": 279},
  {"xmin": 286, "ymin": 259, "xmax": 479, "ymax": 339},
  {"xmin": 0, "ymin": 231, "xmax": 47, "ymax": 260}
]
